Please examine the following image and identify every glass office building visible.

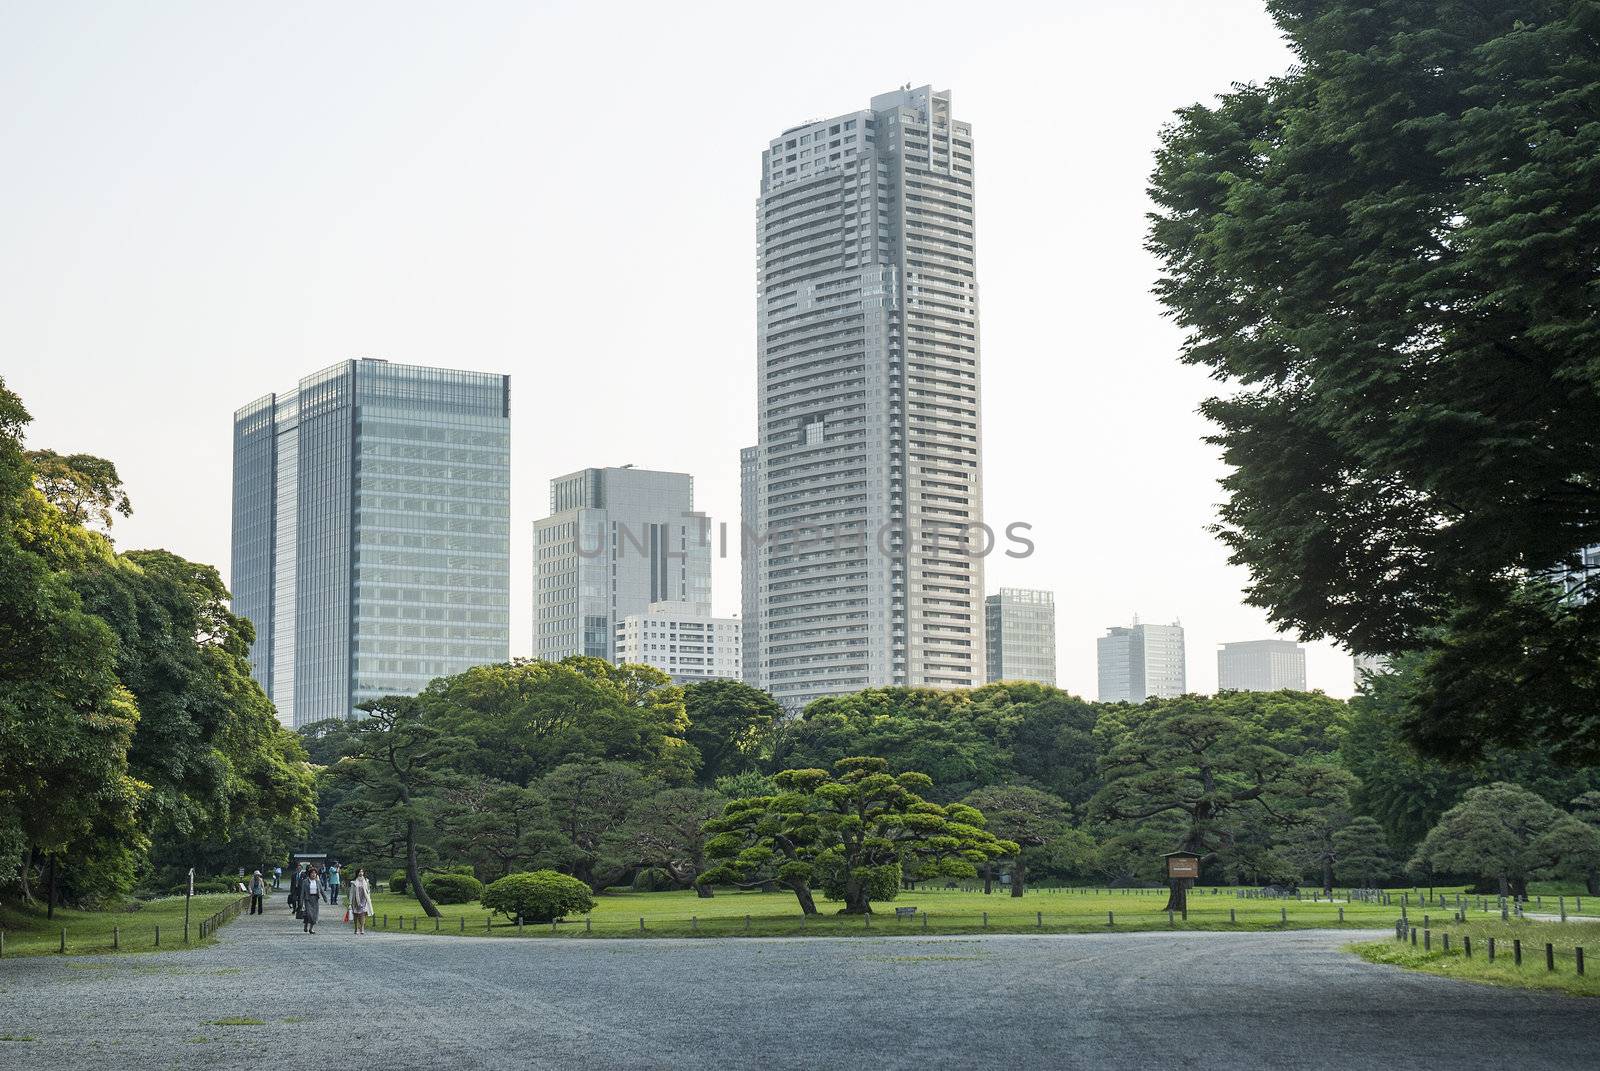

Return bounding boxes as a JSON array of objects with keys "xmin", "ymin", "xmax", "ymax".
[
  {"xmin": 985, "ymin": 588, "xmax": 1056, "ymax": 685},
  {"xmin": 231, "ymin": 359, "xmax": 511, "ymax": 727}
]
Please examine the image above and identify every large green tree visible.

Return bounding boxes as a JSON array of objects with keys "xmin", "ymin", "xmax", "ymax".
[
  {"xmin": 1147, "ymin": 0, "xmax": 1600, "ymax": 762},
  {"xmin": 1410, "ymin": 782, "xmax": 1585, "ymax": 898},
  {"xmin": 1093, "ymin": 695, "xmax": 1353, "ymax": 910},
  {"xmin": 682, "ymin": 679, "xmax": 781, "ymax": 784},
  {"xmin": 703, "ymin": 757, "xmax": 1015, "ymax": 915},
  {"xmin": 960, "ymin": 785, "xmax": 1071, "ymax": 897}
]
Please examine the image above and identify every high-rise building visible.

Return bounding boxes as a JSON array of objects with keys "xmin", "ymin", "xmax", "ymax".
[
  {"xmin": 751, "ymin": 85, "xmax": 985, "ymax": 709},
  {"xmin": 1097, "ymin": 618, "xmax": 1186, "ymax": 702},
  {"xmin": 1352, "ymin": 652, "xmax": 1390, "ymax": 689},
  {"xmin": 985, "ymin": 588, "xmax": 1056, "ymax": 685},
  {"xmin": 1216, "ymin": 639, "xmax": 1307, "ymax": 692},
  {"xmin": 531, "ymin": 466, "xmax": 710, "ymax": 662},
  {"xmin": 615, "ymin": 601, "xmax": 742, "ymax": 684},
  {"xmin": 739, "ymin": 445, "xmax": 760, "ymax": 686},
  {"xmin": 231, "ymin": 359, "xmax": 511, "ymax": 728}
]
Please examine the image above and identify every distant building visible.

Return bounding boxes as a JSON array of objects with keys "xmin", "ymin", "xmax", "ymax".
[
  {"xmin": 231, "ymin": 359, "xmax": 512, "ymax": 728},
  {"xmin": 1352, "ymin": 652, "xmax": 1391, "ymax": 689},
  {"xmin": 739, "ymin": 445, "xmax": 760, "ymax": 686},
  {"xmin": 1097, "ymin": 617, "xmax": 1186, "ymax": 702},
  {"xmin": 615, "ymin": 601, "xmax": 742, "ymax": 684},
  {"xmin": 985, "ymin": 588, "xmax": 1056, "ymax": 685},
  {"xmin": 1217, "ymin": 639, "xmax": 1307, "ymax": 692},
  {"xmin": 750, "ymin": 85, "xmax": 986, "ymax": 709},
  {"xmin": 531, "ymin": 466, "xmax": 710, "ymax": 662}
]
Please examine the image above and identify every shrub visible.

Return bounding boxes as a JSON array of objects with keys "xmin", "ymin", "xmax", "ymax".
[
  {"xmin": 389, "ymin": 870, "xmax": 408, "ymax": 895},
  {"xmin": 423, "ymin": 873, "xmax": 484, "ymax": 905},
  {"xmin": 481, "ymin": 870, "xmax": 594, "ymax": 923},
  {"xmin": 631, "ymin": 866, "xmax": 675, "ymax": 892}
]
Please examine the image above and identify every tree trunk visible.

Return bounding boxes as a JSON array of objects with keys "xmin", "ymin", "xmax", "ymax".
[
  {"xmin": 1586, "ymin": 867, "xmax": 1599, "ymax": 897},
  {"xmin": 1163, "ymin": 878, "xmax": 1190, "ymax": 914},
  {"xmin": 1511, "ymin": 875, "xmax": 1529, "ymax": 901},
  {"xmin": 1322, "ymin": 856, "xmax": 1333, "ymax": 896},
  {"xmin": 1011, "ymin": 857, "xmax": 1026, "ymax": 898},
  {"xmin": 406, "ymin": 820, "xmax": 440, "ymax": 918},
  {"xmin": 982, "ymin": 862, "xmax": 993, "ymax": 895},
  {"xmin": 1497, "ymin": 874, "xmax": 1509, "ymax": 898},
  {"xmin": 45, "ymin": 854, "xmax": 57, "ymax": 920},
  {"xmin": 785, "ymin": 879, "xmax": 818, "ymax": 916},
  {"xmin": 17, "ymin": 849, "xmax": 33, "ymax": 905},
  {"xmin": 693, "ymin": 882, "xmax": 714, "ymax": 899}
]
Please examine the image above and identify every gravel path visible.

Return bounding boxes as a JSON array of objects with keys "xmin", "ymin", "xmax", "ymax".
[{"xmin": 1, "ymin": 909, "xmax": 1596, "ymax": 1069}]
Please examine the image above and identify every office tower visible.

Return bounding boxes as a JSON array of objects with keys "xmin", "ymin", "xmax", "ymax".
[
  {"xmin": 231, "ymin": 359, "xmax": 511, "ymax": 728},
  {"xmin": 752, "ymin": 85, "xmax": 985, "ymax": 709},
  {"xmin": 531, "ymin": 466, "xmax": 710, "ymax": 661},
  {"xmin": 1352, "ymin": 652, "xmax": 1390, "ymax": 689},
  {"xmin": 1096, "ymin": 618, "xmax": 1186, "ymax": 702},
  {"xmin": 740, "ymin": 445, "xmax": 760, "ymax": 686},
  {"xmin": 616, "ymin": 601, "xmax": 742, "ymax": 684},
  {"xmin": 984, "ymin": 588, "xmax": 1056, "ymax": 685},
  {"xmin": 1216, "ymin": 639, "xmax": 1307, "ymax": 692}
]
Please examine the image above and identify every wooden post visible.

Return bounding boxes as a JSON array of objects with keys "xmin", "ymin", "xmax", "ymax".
[
  {"xmin": 982, "ymin": 911, "xmax": 988, "ymax": 929},
  {"xmin": 745, "ymin": 914, "xmax": 750, "ymax": 932},
  {"xmin": 1546, "ymin": 943, "xmax": 1555, "ymax": 972},
  {"xmin": 155, "ymin": 924, "xmax": 160, "ymax": 947},
  {"xmin": 434, "ymin": 916, "xmax": 440, "ymax": 931},
  {"xmin": 1107, "ymin": 911, "xmax": 1114, "ymax": 927},
  {"xmin": 1577, "ymin": 947, "xmax": 1585, "ymax": 976},
  {"xmin": 459, "ymin": 917, "xmax": 464, "ymax": 932},
  {"xmin": 1036, "ymin": 911, "xmax": 1042, "ymax": 928},
  {"xmin": 1410, "ymin": 927, "xmax": 1417, "ymax": 946},
  {"xmin": 1464, "ymin": 935, "xmax": 1472, "ymax": 958},
  {"xmin": 691, "ymin": 916, "xmax": 697, "ymax": 933},
  {"xmin": 1167, "ymin": 911, "xmax": 1174, "ymax": 927},
  {"xmin": 639, "ymin": 917, "xmax": 645, "ymax": 933},
  {"xmin": 59, "ymin": 928, "xmax": 66, "ymax": 954},
  {"xmin": 550, "ymin": 918, "xmax": 556, "ymax": 933},
  {"xmin": 585, "ymin": 917, "xmax": 592, "ymax": 933},
  {"xmin": 1424, "ymin": 929, "xmax": 1430, "ymax": 951},
  {"xmin": 113, "ymin": 926, "xmax": 119, "ymax": 951},
  {"xmin": 1442, "ymin": 932, "xmax": 1450, "ymax": 953},
  {"xmin": 1339, "ymin": 907, "xmax": 1344, "ymax": 922},
  {"xmin": 1488, "ymin": 936, "xmax": 1496, "ymax": 962},
  {"xmin": 1560, "ymin": 897, "xmax": 1566, "ymax": 922},
  {"xmin": 1514, "ymin": 938, "xmax": 1522, "ymax": 966},
  {"xmin": 1280, "ymin": 907, "xmax": 1287, "ymax": 924}
]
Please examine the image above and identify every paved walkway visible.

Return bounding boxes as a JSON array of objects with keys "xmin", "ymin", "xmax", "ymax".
[{"xmin": 1, "ymin": 909, "xmax": 1597, "ymax": 1069}]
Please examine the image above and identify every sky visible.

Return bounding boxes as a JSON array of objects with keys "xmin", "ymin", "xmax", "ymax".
[{"xmin": 0, "ymin": 0, "xmax": 1356, "ymax": 698}]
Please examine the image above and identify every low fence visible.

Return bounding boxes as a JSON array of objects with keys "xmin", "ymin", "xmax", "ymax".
[
  {"xmin": 0, "ymin": 894, "xmax": 251, "ymax": 958},
  {"xmin": 1392, "ymin": 921, "xmax": 1589, "ymax": 976},
  {"xmin": 363, "ymin": 899, "xmax": 1395, "ymax": 939}
]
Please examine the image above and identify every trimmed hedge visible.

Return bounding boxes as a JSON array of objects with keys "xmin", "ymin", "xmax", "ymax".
[
  {"xmin": 481, "ymin": 870, "xmax": 594, "ymax": 923},
  {"xmin": 423, "ymin": 872, "xmax": 484, "ymax": 905}
]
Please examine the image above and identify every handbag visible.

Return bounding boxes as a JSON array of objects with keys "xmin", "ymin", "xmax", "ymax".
[{"xmin": 343, "ymin": 909, "xmax": 351, "ymax": 923}]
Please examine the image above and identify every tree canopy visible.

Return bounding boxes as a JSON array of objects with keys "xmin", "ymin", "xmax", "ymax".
[{"xmin": 1147, "ymin": 0, "xmax": 1600, "ymax": 762}]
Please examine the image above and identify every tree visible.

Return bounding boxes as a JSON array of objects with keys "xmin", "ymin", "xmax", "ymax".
[
  {"xmin": 1331, "ymin": 817, "xmax": 1395, "ymax": 891},
  {"xmin": 1410, "ymin": 782, "xmax": 1573, "ymax": 899},
  {"xmin": 420, "ymin": 658, "xmax": 694, "ymax": 786},
  {"xmin": 682, "ymin": 680, "xmax": 781, "ymax": 784},
  {"xmin": 1146, "ymin": 0, "xmax": 1600, "ymax": 763},
  {"xmin": 1573, "ymin": 792, "xmax": 1600, "ymax": 895},
  {"xmin": 25, "ymin": 449, "xmax": 131, "ymax": 530},
  {"xmin": 960, "ymin": 785, "xmax": 1070, "ymax": 897},
  {"xmin": 434, "ymin": 779, "xmax": 561, "ymax": 881},
  {"xmin": 703, "ymin": 757, "xmax": 1016, "ymax": 915},
  {"xmin": 329, "ymin": 697, "xmax": 465, "ymax": 917},
  {"xmin": 539, "ymin": 761, "xmax": 652, "ymax": 892},
  {"xmin": 605, "ymin": 787, "xmax": 725, "ymax": 897},
  {"xmin": 1092, "ymin": 696, "xmax": 1353, "ymax": 911}
]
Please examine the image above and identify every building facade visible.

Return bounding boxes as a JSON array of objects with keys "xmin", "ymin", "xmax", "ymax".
[
  {"xmin": 984, "ymin": 588, "xmax": 1056, "ymax": 685},
  {"xmin": 739, "ymin": 445, "xmax": 760, "ymax": 686},
  {"xmin": 615, "ymin": 601, "xmax": 742, "ymax": 684},
  {"xmin": 231, "ymin": 359, "xmax": 512, "ymax": 728},
  {"xmin": 1096, "ymin": 618, "xmax": 1186, "ymax": 702},
  {"xmin": 751, "ymin": 85, "xmax": 985, "ymax": 709},
  {"xmin": 1216, "ymin": 639, "xmax": 1307, "ymax": 692},
  {"xmin": 531, "ymin": 466, "xmax": 710, "ymax": 662}
]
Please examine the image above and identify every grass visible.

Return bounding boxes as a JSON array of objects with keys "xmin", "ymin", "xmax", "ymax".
[
  {"xmin": 1352, "ymin": 917, "xmax": 1600, "ymax": 998},
  {"xmin": 204, "ymin": 1017, "xmax": 266, "ymax": 1026},
  {"xmin": 353, "ymin": 884, "xmax": 1411, "ymax": 940},
  {"xmin": 0, "ymin": 893, "xmax": 243, "ymax": 958}
]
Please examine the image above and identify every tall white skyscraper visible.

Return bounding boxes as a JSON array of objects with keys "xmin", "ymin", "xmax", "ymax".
[
  {"xmin": 1097, "ymin": 618, "xmax": 1186, "ymax": 702},
  {"xmin": 231, "ymin": 359, "xmax": 512, "ymax": 727},
  {"xmin": 1217, "ymin": 639, "xmax": 1307, "ymax": 692},
  {"xmin": 750, "ymin": 85, "xmax": 985, "ymax": 708},
  {"xmin": 531, "ymin": 466, "xmax": 710, "ymax": 662}
]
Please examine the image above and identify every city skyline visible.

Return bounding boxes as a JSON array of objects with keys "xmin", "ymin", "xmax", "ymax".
[{"xmin": 2, "ymin": 1, "xmax": 1359, "ymax": 698}]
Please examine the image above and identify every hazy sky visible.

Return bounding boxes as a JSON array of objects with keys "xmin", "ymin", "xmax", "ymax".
[{"xmin": 0, "ymin": 0, "xmax": 1355, "ymax": 698}]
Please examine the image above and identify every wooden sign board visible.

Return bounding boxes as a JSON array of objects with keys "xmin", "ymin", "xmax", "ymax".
[{"xmin": 1166, "ymin": 855, "xmax": 1200, "ymax": 879}]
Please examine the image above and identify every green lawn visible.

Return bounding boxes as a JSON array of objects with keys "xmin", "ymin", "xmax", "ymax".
[
  {"xmin": 1352, "ymin": 917, "xmax": 1600, "ymax": 998},
  {"xmin": 0, "ymin": 894, "xmax": 245, "ymax": 957},
  {"xmin": 356, "ymin": 884, "xmax": 1409, "ymax": 939}
]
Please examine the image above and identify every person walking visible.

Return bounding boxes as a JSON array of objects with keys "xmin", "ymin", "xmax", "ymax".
[
  {"xmin": 347, "ymin": 868, "xmax": 373, "ymax": 935},
  {"xmin": 326, "ymin": 862, "xmax": 341, "ymax": 905},
  {"xmin": 302, "ymin": 866, "xmax": 322, "ymax": 934},
  {"xmin": 272, "ymin": 865, "xmax": 282, "ymax": 891},
  {"xmin": 249, "ymin": 870, "xmax": 266, "ymax": 915},
  {"xmin": 288, "ymin": 865, "xmax": 303, "ymax": 917}
]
